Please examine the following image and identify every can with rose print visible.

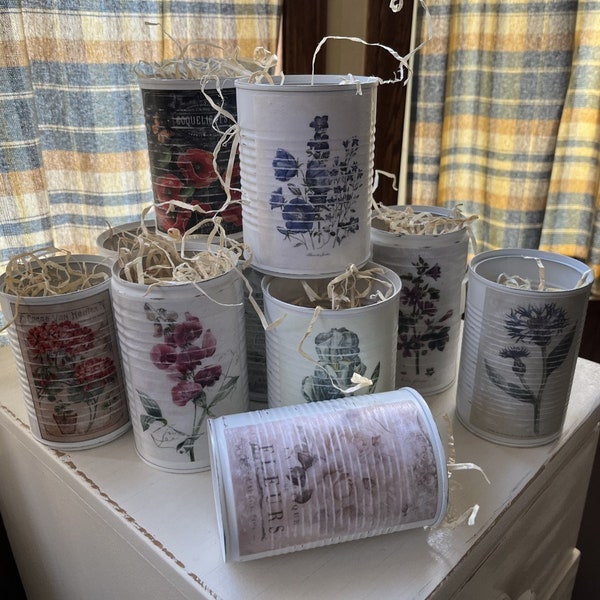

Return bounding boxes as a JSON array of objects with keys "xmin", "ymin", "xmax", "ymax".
[
  {"xmin": 139, "ymin": 78, "xmax": 242, "ymax": 236},
  {"xmin": 110, "ymin": 251, "xmax": 249, "ymax": 472},
  {"xmin": 0, "ymin": 254, "xmax": 130, "ymax": 449}
]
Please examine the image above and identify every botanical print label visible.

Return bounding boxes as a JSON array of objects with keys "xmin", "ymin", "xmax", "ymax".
[
  {"xmin": 468, "ymin": 291, "xmax": 580, "ymax": 439},
  {"xmin": 268, "ymin": 115, "xmax": 362, "ymax": 256},
  {"xmin": 133, "ymin": 301, "xmax": 245, "ymax": 469},
  {"xmin": 141, "ymin": 86, "xmax": 242, "ymax": 234},
  {"xmin": 221, "ymin": 400, "xmax": 441, "ymax": 558},
  {"xmin": 14, "ymin": 291, "xmax": 128, "ymax": 443},
  {"xmin": 301, "ymin": 326, "xmax": 380, "ymax": 402}
]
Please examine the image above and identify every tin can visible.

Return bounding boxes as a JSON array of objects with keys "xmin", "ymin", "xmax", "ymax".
[{"xmin": 208, "ymin": 387, "xmax": 448, "ymax": 561}]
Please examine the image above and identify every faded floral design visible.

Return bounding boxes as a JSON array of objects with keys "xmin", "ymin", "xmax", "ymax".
[
  {"xmin": 301, "ymin": 327, "xmax": 379, "ymax": 402},
  {"xmin": 138, "ymin": 303, "xmax": 239, "ymax": 462},
  {"xmin": 485, "ymin": 302, "xmax": 575, "ymax": 433},
  {"xmin": 144, "ymin": 90, "xmax": 242, "ymax": 234},
  {"xmin": 397, "ymin": 257, "xmax": 453, "ymax": 377},
  {"xmin": 269, "ymin": 115, "xmax": 363, "ymax": 251},
  {"xmin": 26, "ymin": 320, "xmax": 118, "ymax": 434}
]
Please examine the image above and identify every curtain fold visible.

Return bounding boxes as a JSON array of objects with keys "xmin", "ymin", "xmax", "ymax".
[
  {"xmin": 408, "ymin": 0, "xmax": 600, "ymax": 281},
  {"xmin": 0, "ymin": 0, "xmax": 282, "ymax": 264}
]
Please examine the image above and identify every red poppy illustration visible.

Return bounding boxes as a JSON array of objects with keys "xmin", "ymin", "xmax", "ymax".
[{"xmin": 177, "ymin": 148, "xmax": 218, "ymax": 189}]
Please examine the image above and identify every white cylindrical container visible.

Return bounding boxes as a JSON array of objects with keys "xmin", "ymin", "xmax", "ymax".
[
  {"xmin": 0, "ymin": 255, "xmax": 130, "ymax": 449},
  {"xmin": 235, "ymin": 75, "xmax": 378, "ymax": 277},
  {"xmin": 209, "ymin": 387, "xmax": 448, "ymax": 562},
  {"xmin": 371, "ymin": 205, "xmax": 470, "ymax": 396},
  {"xmin": 111, "ymin": 259, "xmax": 249, "ymax": 472},
  {"xmin": 262, "ymin": 264, "xmax": 401, "ymax": 407},
  {"xmin": 456, "ymin": 249, "xmax": 594, "ymax": 446}
]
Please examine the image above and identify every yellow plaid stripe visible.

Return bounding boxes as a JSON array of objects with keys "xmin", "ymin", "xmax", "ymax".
[{"xmin": 408, "ymin": 0, "xmax": 600, "ymax": 278}]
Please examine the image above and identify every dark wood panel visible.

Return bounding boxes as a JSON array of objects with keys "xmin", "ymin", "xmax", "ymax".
[
  {"xmin": 365, "ymin": 0, "xmax": 414, "ymax": 205},
  {"xmin": 281, "ymin": 0, "xmax": 328, "ymax": 74}
]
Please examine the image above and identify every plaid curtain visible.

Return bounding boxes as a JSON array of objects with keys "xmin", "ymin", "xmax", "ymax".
[
  {"xmin": 408, "ymin": 0, "xmax": 600, "ymax": 282},
  {"xmin": 0, "ymin": 0, "xmax": 282, "ymax": 264}
]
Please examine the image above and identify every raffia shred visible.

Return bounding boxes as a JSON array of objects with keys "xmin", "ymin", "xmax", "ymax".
[
  {"xmin": 133, "ymin": 23, "xmax": 277, "ymax": 82},
  {"xmin": 0, "ymin": 247, "xmax": 111, "ymax": 333},
  {"xmin": 289, "ymin": 264, "xmax": 394, "ymax": 311},
  {"xmin": 115, "ymin": 206, "xmax": 249, "ymax": 289},
  {"xmin": 428, "ymin": 414, "xmax": 491, "ymax": 530},
  {"xmin": 372, "ymin": 202, "xmax": 478, "ymax": 236},
  {"xmin": 497, "ymin": 256, "xmax": 593, "ymax": 292},
  {"xmin": 3, "ymin": 247, "xmax": 108, "ymax": 298}
]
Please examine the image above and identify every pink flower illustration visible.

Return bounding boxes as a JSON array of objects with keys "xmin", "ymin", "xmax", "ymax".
[
  {"xmin": 25, "ymin": 319, "xmax": 118, "ymax": 433},
  {"xmin": 142, "ymin": 304, "xmax": 238, "ymax": 462}
]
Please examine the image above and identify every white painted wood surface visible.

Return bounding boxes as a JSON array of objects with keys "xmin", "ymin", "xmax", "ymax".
[{"xmin": 1, "ymin": 345, "xmax": 599, "ymax": 600}]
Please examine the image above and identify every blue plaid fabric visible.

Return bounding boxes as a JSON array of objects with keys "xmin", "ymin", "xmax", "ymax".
[{"xmin": 0, "ymin": 0, "xmax": 282, "ymax": 263}]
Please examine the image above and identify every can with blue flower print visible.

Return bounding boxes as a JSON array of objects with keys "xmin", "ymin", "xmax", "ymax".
[
  {"xmin": 235, "ymin": 75, "xmax": 378, "ymax": 278},
  {"xmin": 456, "ymin": 249, "xmax": 594, "ymax": 446}
]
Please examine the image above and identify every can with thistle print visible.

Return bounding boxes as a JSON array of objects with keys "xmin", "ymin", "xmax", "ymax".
[{"xmin": 456, "ymin": 249, "xmax": 594, "ymax": 446}]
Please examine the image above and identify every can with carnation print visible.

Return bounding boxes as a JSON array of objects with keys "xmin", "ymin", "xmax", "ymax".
[
  {"xmin": 0, "ymin": 253, "xmax": 130, "ymax": 450},
  {"xmin": 111, "ymin": 252, "xmax": 249, "ymax": 472}
]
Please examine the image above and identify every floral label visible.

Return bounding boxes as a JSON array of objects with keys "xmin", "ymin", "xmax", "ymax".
[
  {"xmin": 268, "ymin": 115, "xmax": 362, "ymax": 255},
  {"xmin": 141, "ymin": 86, "xmax": 242, "ymax": 234},
  {"xmin": 133, "ymin": 302, "xmax": 245, "ymax": 469},
  {"xmin": 218, "ymin": 399, "xmax": 441, "ymax": 559},
  {"xmin": 301, "ymin": 327, "xmax": 380, "ymax": 402},
  {"xmin": 14, "ymin": 291, "xmax": 128, "ymax": 443}
]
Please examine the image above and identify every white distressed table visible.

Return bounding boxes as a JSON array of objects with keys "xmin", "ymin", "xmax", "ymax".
[{"xmin": 0, "ymin": 345, "xmax": 598, "ymax": 600}]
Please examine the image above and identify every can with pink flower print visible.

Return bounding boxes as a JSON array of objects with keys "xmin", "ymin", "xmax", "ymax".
[
  {"xmin": 139, "ymin": 78, "xmax": 242, "ymax": 236},
  {"xmin": 110, "ymin": 258, "xmax": 249, "ymax": 472}
]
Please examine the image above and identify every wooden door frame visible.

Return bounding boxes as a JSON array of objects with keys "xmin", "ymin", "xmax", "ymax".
[{"xmin": 281, "ymin": 0, "xmax": 414, "ymax": 205}]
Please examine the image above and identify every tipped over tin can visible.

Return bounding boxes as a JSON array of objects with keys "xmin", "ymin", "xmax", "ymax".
[{"xmin": 208, "ymin": 387, "xmax": 448, "ymax": 561}]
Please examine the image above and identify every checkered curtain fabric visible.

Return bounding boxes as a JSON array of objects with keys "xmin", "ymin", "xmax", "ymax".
[
  {"xmin": 0, "ymin": 0, "xmax": 282, "ymax": 264},
  {"xmin": 408, "ymin": 0, "xmax": 600, "ymax": 280}
]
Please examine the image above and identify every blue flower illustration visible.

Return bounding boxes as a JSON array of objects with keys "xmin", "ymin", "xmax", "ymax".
[
  {"xmin": 269, "ymin": 115, "xmax": 363, "ymax": 251},
  {"xmin": 270, "ymin": 187, "xmax": 285, "ymax": 210},
  {"xmin": 301, "ymin": 327, "xmax": 379, "ymax": 402},
  {"xmin": 282, "ymin": 198, "xmax": 315, "ymax": 233},
  {"xmin": 273, "ymin": 149, "xmax": 298, "ymax": 181}
]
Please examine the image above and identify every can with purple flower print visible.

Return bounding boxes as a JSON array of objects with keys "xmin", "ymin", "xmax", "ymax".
[
  {"xmin": 235, "ymin": 75, "xmax": 378, "ymax": 278},
  {"xmin": 110, "ymin": 257, "xmax": 249, "ymax": 472},
  {"xmin": 371, "ymin": 205, "xmax": 472, "ymax": 397},
  {"xmin": 456, "ymin": 249, "xmax": 594, "ymax": 446}
]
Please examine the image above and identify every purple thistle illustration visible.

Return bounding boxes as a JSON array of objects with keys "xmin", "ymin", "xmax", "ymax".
[{"xmin": 486, "ymin": 303, "xmax": 575, "ymax": 434}]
